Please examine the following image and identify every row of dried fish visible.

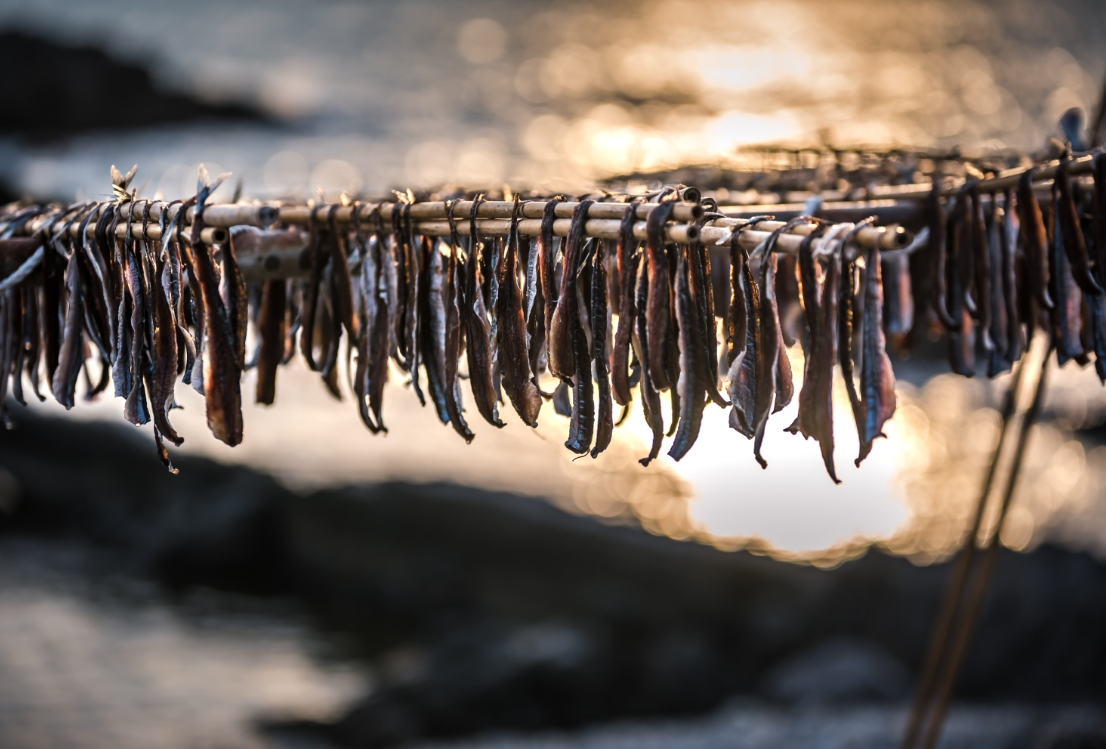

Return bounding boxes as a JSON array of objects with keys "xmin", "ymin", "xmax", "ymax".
[{"xmin": 0, "ymin": 170, "xmax": 901, "ymax": 479}]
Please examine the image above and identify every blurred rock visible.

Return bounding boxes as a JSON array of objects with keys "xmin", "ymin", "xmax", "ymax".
[
  {"xmin": 761, "ymin": 637, "xmax": 910, "ymax": 703},
  {"xmin": 0, "ymin": 32, "xmax": 263, "ymax": 138},
  {"xmin": 0, "ymin": 409, "xmax": 1104, "ymax": 746}
]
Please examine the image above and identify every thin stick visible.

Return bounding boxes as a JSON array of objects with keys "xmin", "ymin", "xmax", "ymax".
[
  {"xmin": 915, "ymin": 340, "xmax": 1052, "ymax": 749},
  {"xmin": 900, "ymin": 348, "xmax": 1030, "ymax": 749}
]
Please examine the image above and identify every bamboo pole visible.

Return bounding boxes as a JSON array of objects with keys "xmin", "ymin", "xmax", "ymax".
[
  {"xmin": 275, "ymin": 199, "xmax": 703, "ymax": 227},
  {"xmin": 700, "ymin": 218, "xmax": 910, "ymax": 253},
  {"xmin": 9, "ymin": 202, "xmax": 276, "ymax": 237}
]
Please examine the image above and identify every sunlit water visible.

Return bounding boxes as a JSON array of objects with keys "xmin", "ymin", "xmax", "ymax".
[{"xmin": 4, "ymin": 0, "xmax": 1106, "ymax": 563}]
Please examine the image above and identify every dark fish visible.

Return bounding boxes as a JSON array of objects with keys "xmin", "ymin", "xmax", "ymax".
[
  {"xmin": 590, "ymin": 236, "xmax": 613, "ymax": 457},
  {"xmin": 611, "ymin": 204, "xmax": 639, "ymax": 406},
  {"xmin": 149, "ymin": 241, "xmax": 182, "ymax": 446},
  {"xmin": 632, "ymin": 252, "xmax": 664, "ymax": 465},
  {"xmin": 565, "ymin": 240, "xmax": 595, "ymax": 455},
  {"xmin": 121, "ymin": 234, "xmax": 151, "ymax": 426},
  {"xmin": 327, "ymin": 205, "xmax": 359, "ymax": 343},
  {"xmin": 523, "ymin": 231, "xmax": 546, "ymax": 391},
  {"xmin": 419, "ymin": 236, "xmax": 451, "ymax": 424},
  {"xmin": 223, "ymin": 231, "xmax": 248, "ymax": 371},
  {"xmin": 689, "ymin": 218, "xmax": 727, "ymax": 409},
  {"xmin": 463, "ymin": 198, "xmax": 504, "ymax": 427},
  {"xmin": 497, "ymin": 198, "xmax": 542, "ymax": 427},
  {"xmin": 968, "ymin": 185, "xmax": 991, "ymax": 332},
  {"xmin": 52, "ymin": 248, "xmax": 84, "ymax": 408},
  {"xmin": 255, "ymin": 278, "xmax": 286, "ymax": 406},
  {"xmin": 549, "ymin": 201, "xmax": 593, "ymax": 379},
  {"xmin": 726, "ymin": 229, "xmax": 760, "ymax": 438},
  {"xmin": 927, "ymin": 185, "xmax": 956, "ymax": 328},
  {"xmin": 786, "ymin": 228, "xmax": 840, "ymax": 482},
  {"xmin": 23, "ymin": 286, "xmax": 43, "ymax": 402},
  {"xmin": 883, "ymin": 252, "xmax": 914, "ymax": 338},
  {"xmin": 190, "ymin": 173, "xmax": 244, "ymax": 447},
  {"xmin": 644, "ymin": 201, "xmax": 676, "ymax": 390},
  {"xmin": 9, "ymin": 287, "xmax": 24, "ymax": 407},
  {"xmin": 442, "ymin": 213, "xmax": 474, "ymax": 443},
  {"xmin": 856, "ymin": 244, "xmax": 897, "ymax": 466},
  {"xmin": 1050, "ymin": 184, "xmax": 1085, "ymax": 365},
  {"xmin": 299, "ymin": 206, "xmax": 324, "ymax": 370},
  {"xmin": 403, "ymin": 205, "xmax": 424, "ymax": 406},
  {"xmin": 668, "ymin": 244, "xmax": 706, "ymax": 461},
  {"xmin": 1055, "ymin": 158, "xmax": 1102, "ymax": 296},
  {"xmin": 1094, "ymin": 153, "xmax": 1106, "ymax": 275},
  {"xmin": 1017, "ymin": 170, "xmax": 1053, "ymax": 309},
  {"xmin": 1001, "ymin": 188, "xmax": 1023, "ymax": 365},
  {"xmin": 552, "ymin": 379, "xmax": 572, "ymax": 417},
  {"xmin": 752, "ymin": 247, "xmax": 784, "ymax": 468},
  {"xmin": 539, "ymin": 199, "xmax": 562, "ymax": 377},
  {"xmin": 985, "ymin": 196, "xmax": 1011, "ymax": 377},
  {"xmin": 391, "ymin": 204, "xmax": 409, "ymax": 364},
  {"xmin": 944, "ymin": 196, "xmax": 975, "ymax": 377}
]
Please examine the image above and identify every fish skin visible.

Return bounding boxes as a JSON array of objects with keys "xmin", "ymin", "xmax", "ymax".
[
  {"xmin": 968, "ymin": 185, "xmax": 991, "ymax": 332},
  {"xmin": 632, "ymin": 252, "xmax": 664, "ymax": 465},
  {"xmin": 9, "ymin": 287, "xmax": 24, "ymax": 407},
  {"xmin": 752, "ymin": 249, "xmax": 783, "ymax": 468},
  {"xmin": 463, "ymin": 199, "xmax": 504, "ymax": 428},
  {"xmin": 663, "ymin": 246, "xmax": 681, "ymax": 436},
  {"xmin": 419, "ymin": 236, "xmax": 451, "ymax": 424},
  {"xmin": 786, "ymin": 229, "xmax": 840, "ymax": 482},
  {"xmin": 299, "ymin": 207, "xmax": 324, "ymax": 371},
  {"xmin": 644, "ymin": 201, "xmax": 676, "ymax": 390},
  {"xmin": 327, "ymin": 205, "xmax": 359, "ymax": 343},
  {"xmin": 122, "ymin": 239, "xmax": 151, "ymax": 427},
  {"xmin": 611, "ymin": 205, "xmax": 639, "ymax": 406},
  {"xmin": 1055, "ymin": 159, "xmax": 1103, "ymax": 297},
  {"xmin": 985, "ymin": 197, "xmax": 1011, "ymax": 377},
  {"xmin": 943, "ymin": 197, "xmax": 975, "ymax": 377},
  {"xmin": 149, "ymin": 245, "xmax": 182, "ymax": 446},
  {"xmin": 590, "ymin": 237, "xmax": 613, "ymax": 456},
  {"xmin": 402, "ymin": 206, "xmax": 423, "ymax": 406},
  {"xmin": 497, "ymin": 199, "xmax": 542, "ymax": 427},
  {"xmin": 539, "ymin": 199, "xmax": 562, "ymax": 376},
  {"xmin": 1001, "ymin": 189, "xmax": 1024, "ymax": 365},
  {"xmin": 1050, "ymin": 185, "xmax": 1086, "ymax": 366},
  {"xmin": 668, "ymin": 244, "xmax": 705, "ymax": 461},
  {"xmin": 255, "ymin": 278, "xmax": 286, "ymax": 405},
  {"xmin": 551, "ymin": 380, "xmax": 571, "ymax": 417},
  {"xmin": 856, "ymin": 245, "xmax": 898, "ymax": 467},
  {"xmin": 1017, "ymin": 170, "xmax": 1054, "ymax": 309},
  {"xmin": 549, "ymin": 201, "xmax": 594, "ymax": 379},
  {"xmin": 726, "ymin": 236, "xmax": 759, "ymax": 438},
  {"xmin": 23, "ymin": 287, "xmax": 44, "ymax": 402},
  {"xmin": 52, "ymin": 248, "xmax": 84, "ymax": 409},
  {"xmin": 368, "ymin": 235, "xmax": 391, "ymax": 430},
  {"xmin": 352, "ymin": 229, "xmax": 380, "ymax": 431},
  {"xmin": 523, "ymin": 234, "xmax": 547, "ymax": 390},
  {"xmin": 882, "ymin": 252, "xmax": 915, "ymax": 337},
  {"xmin": 223, "ymin": 232, "xmax": 248, "ymax": 372},
  {"xmin": 41, "ymin": 220, "xmax": 65, "ymax": 385},
  {"xmin": 690, "ymin": 233, "xmax": 727, "ymax": 408},
  {"xmin": 565, "ymin": 244, "xmax": 595, "ymax": 455},
  {"xmin": 443, "ymin": 230, "xmax": 474, "ymax": 443},
  {"xmin": 190, "ymin": 192, "xmax": 244, "ymax": 447},
  {"xmin": 391, "ymin": 205, "xmax": 410, "ymax": 365}
]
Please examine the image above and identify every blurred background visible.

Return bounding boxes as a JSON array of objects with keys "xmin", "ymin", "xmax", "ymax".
[{"xmin": 1, "ymin": 1, "xmax": 1106, "ymax": 747}]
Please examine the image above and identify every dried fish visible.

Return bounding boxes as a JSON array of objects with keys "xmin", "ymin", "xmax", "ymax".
[
  {"xmin": 590, "ymin": 235, "xmax": 613, "ymax": 457},
  {"xmin": 538, "ymin": 198, "xmax": 562, "ymax": 378},
  {"xmin": 644, "ymin": 201, "xmax": 676, "ymax": 390},
  {"xmin": 565, "ymin": 238, "xmax": 595, "ymax": 455},
  {"xmin": 463, "ymin": 197, "xmax": 503, "ymax": 428},
  {"xmin": 668, "ymin": 244, "xmax": 705, "ymax": 461},
  {"xmin": 255, "ymin": 278, "xmax": 286, "ymax": 405},
  {"xmin": 1001, "ymin": 188, "xmax": 1023, "ymax": 366},
  {"xmin": 1055, "ymin": 158, "xmax": 1102, "ymax": 295},
  {"xmin": 985, "ymin": 197, "xmax": 1011, "ymax": 377},
  {"xmin": 726, "ymin": 227, "xmax": 760, "ymax": 439},
  {"xmin": 1050, "ymin": 183, "xmax": 1085, "ymax": 365},
  {"xmin": 787, "ymin": 226, "xmax": 840, "ymax": 483},
  {"xmin": 856, "ymin": 243, "xmax": 897, "ymax": 466},
  {"xmin": 497, "ymin": 198, "xmax": 542, "ymax": 427},
  {"xmin": 549, "ymin": 201, "xmax": 593, "ymax": 379},
  {"xmin": 1017, "ymin": 170, "xmax": 1053, "ymax": 309},
  {"xmin": 52, "ymin": 246, "xmax": 83, "ymax": 409},
  {"xmin": 300, "ymin": 207, "xmax": 324, "ymax": 371},
  {"xmin": 632, "ymin": 252, "xmax": 664, "ymax": 465},
  {"xmin": 442, "ymin": 205, "xmax": 473, "ymax": 443},
  {"xmin": 611, "ymin": 204, "xmax": 639, "ymax": 406}
]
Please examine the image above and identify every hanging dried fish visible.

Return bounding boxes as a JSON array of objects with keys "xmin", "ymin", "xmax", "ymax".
[
  {"xmin": 590, "ymin": 234, "xmax": 613, "ymax": 457},
  {"xmin": 1049, "ymin": 183, "xmax": 1085, "ymax": 366},
  {"xmin": 538, "ymin": 198, "xmax": 562, "ymax": 379},
  {"xmin": 668, "ymin": 243, "xmax": 706, "ymax": 461},
  {"xmin": 927, "ymin": 184, "xmax": 956, "ymax": 329},
  {"xmin": 1017, "ymin": 170, "xmax": 1053, "ymax": 309},
  {"xmin": 300, "ymin": 206, "xmax": 324, "ymax": 371},
  {"xmin": 632, "ymin": 252, "xmax": 664, "ymax": 465},
  {"xmin": 944, "ymin": 194, "xmax": 975, "ymax": 377},
  {"xmin": 420, "ymin": 234, "xmax": 451, "ymax": 424},
  {"xmin": 442, "ymin": 204, "xmax": 473, "ymax": 442},
  {"xmin": 1001, "ymin": 188, "xmax": 1023, "ymax": 366},
  {"xmin": 787, "ymin": 226, "xmax": 840, "ymax": 483},
  {"xmin": 463, "ymin": 197, "xmax": 503, "ymax": 428},
  {"xmin": 968, "ymin": 185, "xmax": 991, "ymax": 334},
  {"xmin": 549, "ymin": 201, "xmax": 594, "ymax": 379},
  {"xmin": 189, "ymin": 168, "xmax": 243, "ymax": 446},
  {"xmin": 611, "ymin": 205, "xmax": 639, "ymax": 406},
  {"xmin": 727, "ymin": 226, "xmax": 760, "ymax": 439},
  {"xmin": 565, "ymin": 237, "xmax": 595, "ymax": 455},
  {"xmin": 985, "ymin": 196, "xmax": 1011, "ymax": 377},
  {"xmin": 52, "ymin": 243, "xmax": 84, "ymax": 409},
  {"xmin": 644, "ymin": 201, "xmax": 676, "ymax": 390},
  {"xmin": 497, "ymin": 198, "xmax": 542, "ymax": 427},
  {"xmin": 1055, "ymin": 158, "xmax": 1102, "ymax": 296},
  {"xmin": 255, "ymin": 277, "xmax": 286, "ymax": 405},
  {"xmin": 856, "ymin": 243, "xmax": 897, "ymax": 466}
]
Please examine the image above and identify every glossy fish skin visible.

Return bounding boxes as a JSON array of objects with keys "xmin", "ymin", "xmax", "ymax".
[
  {"xmin": 149, "ymin": 248, "xmax": 182, "ymax": 446},
  {"xmin": 403, "ymin": 209, "xmax": 424, "ymax": 406},
  {"xmin": 1017, "ymin": 170, "xmax": 1054, "ymax": 309},
  {"xmin": 549, "ymin": 201, "xmax": 593, "ymax": 379},
  {"xmin": 726, "ymin": 236, "xmax": 759, "ymax": 439},
  {"xmin": 644, "ymin": 201, "xmax": 676, "ymax": 390},
  {"xmin": 590, "ymin": 237, "xmax": 613, "ymax": 457},
  {"xmin": 1050, "ymin": 185, "xmax": 1085, "ymax": 366},
  {"xmin": 190, "ymin": 188, "xmax": 244, "ymax": 447},
  {"xmin": 786, "ymin": 229, "xmax": 840, "ymax": 483},
  {"xmin": 443, "ymin": 234, "xmax": 474, "ymax": 443},
  {"xmin": 985, "ymin": 198, "xmax": 1011, "ymax": 377},
  {"xmin": 856, "ymin": 245, "xmax": 897, "ymax": 467},
  {"xmin": 327, "ymin": 206, "xmax": 359, "ymax": 343},
  {"xmin": 968, "ymin": 185, "xmax": 991, "ymax": 332},
  {"xmin": 539, "ymin": 199, "xmax": 562, "ymax": 375},
  {"xmin": 122, "ymin": 238, "xmax": 151, "ymax": 427},
  {"xmin": 299, "ymin": 208, "xmax": 323, "ymax": 371},
  {"xmin": 691, "ymin": 236, "xmax": 727, "ymax": 409},
  {"xmin": 368, "ymin": 235, "xmax": 392, "ymax": 431},
  {"xmin": 497, "ymin": 200, "xmax": 542, "ymax": 427},
  {"xmin": 420, "ymin": 237, "xmax": 450, "ymax": 424},
  {"xmin": 752, "ymin": 249, "xmax": 783, "ymax": 468},
  {"xmin": 611, "ymin": 206, "xmax": 639, "ymax": 406},
  {"xmin": 1001, "ymin": 189, "xmax": 1024, "ymax": 365},
  {"xmin": 565, "ymin": 245, "xmax": 595, "ymax": 455},
  {"xmin": 632, "ymin": 253, "xmax": 664, "ymax": 465},
  {"xmin": 523, "ymin": 234, "xmax": 547, "ymax": 391},
  {"xmin": 52, "ymin": 248, "xmax": 84, "ymax": 409},
  {"xmin": 255, "ymin": 278, "xmax": 286, "ymax": 405},
  {"xmin": 668, "ymin": 245, "xmax": 705, "ymax": 462},
  {"xmin": 463, "ymin": 201, "xmax": 504, "ymax": 428},
  {"xmin": 1056, "ymin": 159, "xmax": 1102, "ymax": 297},
  {"xmin": 927, "ymin": 186, "xmax": 956, "ymax": 328}
]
